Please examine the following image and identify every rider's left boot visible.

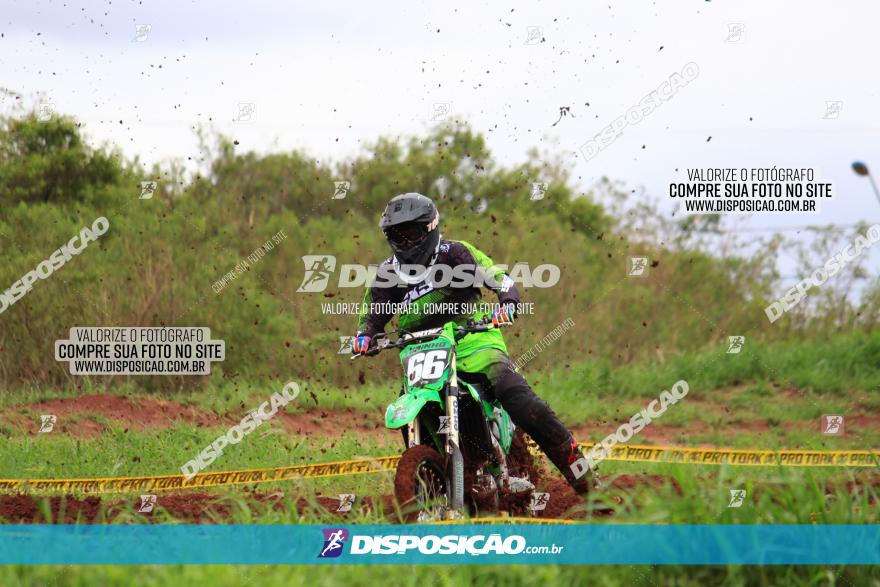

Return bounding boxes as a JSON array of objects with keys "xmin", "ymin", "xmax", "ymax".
[{"xmin": 544, "ymin": 435, "xmax": 593, "ymax": 496}]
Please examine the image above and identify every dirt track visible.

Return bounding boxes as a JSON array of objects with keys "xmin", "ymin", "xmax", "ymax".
[
  {"xmin": 2, "ymin": 474, "xmax": 876, "ymax": 524},
  {"xmin": 0, "ymin": 473, "xmax": 680, "ymax": 524},
  {"xmin": 0, "ymin": 394, "xmax": 677, "ymax": 523},
  {"xmin": 2, "ymin": 394, "xmax": 389, "ymax": 439},
  {"xmin": 7, "ymin": 393, "xmax": 880, "ymax": 443},
  {"xmin": 2, "ymin": 394, "xmax": 877, "ymax": 524}
]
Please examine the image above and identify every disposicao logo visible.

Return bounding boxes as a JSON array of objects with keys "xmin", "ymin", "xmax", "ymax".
[
  {"xmin": 318, "ymin": 530, "xmax": 562, "ymax": 557},
  {"xmin": 319, "ymin": 528, "xmax": 349, "ymax": 558}
]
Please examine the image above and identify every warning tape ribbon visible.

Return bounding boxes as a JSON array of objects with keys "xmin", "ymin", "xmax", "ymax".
[
  {"xmin": 0, "ymin": 457, "xmax": 400, "ymax": 495},
  {"xmin": 587, "ymin": 443, "xmax": 880, "ymax": 467},
  {"xmin": 0, "ymin": 445, "xmax": 876, "ymax": 495}
]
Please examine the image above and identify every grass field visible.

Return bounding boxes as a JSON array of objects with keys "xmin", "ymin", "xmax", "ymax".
[
  {"xmin": 1, "ymin": 331, "xmax": 878, "ymax": 584},
  {"xmin": 2, "ymin": 564, "xmax": 879, "ymax": 587},
  {"xmin": 0, "ymin": 59, "xmax": 877, "ymax": 583}
]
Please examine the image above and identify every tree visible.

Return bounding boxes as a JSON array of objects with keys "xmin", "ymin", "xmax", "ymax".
[{"xmin": 0, "ymin": 113, "xmax": 121, "ymax": 207}]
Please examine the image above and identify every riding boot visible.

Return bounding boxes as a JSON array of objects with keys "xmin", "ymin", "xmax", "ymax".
[
  {"xmin": 487, "ymin": 363, "xmax": 594, "ymax": 495},
  {"xmin": 542, "ymin": 435, "xmax": 592, "ymax": 495}
]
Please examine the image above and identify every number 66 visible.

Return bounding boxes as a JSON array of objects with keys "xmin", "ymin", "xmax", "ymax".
[{"xmin": 407, "ymin": 350, "xmax": 447, "ymax": 384}]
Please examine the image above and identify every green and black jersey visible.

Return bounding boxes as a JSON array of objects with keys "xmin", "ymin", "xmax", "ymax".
[{"xmin": 356, "ymin": 239, "xmax": 520, "ymax": 359}]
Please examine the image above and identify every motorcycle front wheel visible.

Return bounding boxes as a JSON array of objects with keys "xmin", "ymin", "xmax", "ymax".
[{"xmin": 394, "ymin": 444, "xmax": 449, "ymax": 522}]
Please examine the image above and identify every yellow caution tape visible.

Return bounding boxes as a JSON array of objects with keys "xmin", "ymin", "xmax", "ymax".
[
  {"xmin": 582, "ymin": 443, "xmax": 880, "ymax": 467},
  {"xmin": 1, "ymin": 445, "xmax": 876, "ymax": 495},
  {"xmin": 0, "ymin": 457, "xmax": 399, "ymax": 495}
]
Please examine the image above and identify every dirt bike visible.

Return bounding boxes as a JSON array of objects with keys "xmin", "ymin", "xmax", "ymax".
[{"xmin": 353, "ymin": 319, "xmax": 538, "ymax": 520}]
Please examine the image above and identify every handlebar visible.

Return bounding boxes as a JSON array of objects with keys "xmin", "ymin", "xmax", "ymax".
[{"xmin": 351, "ymin": 319, "xmax": 502, "ymax": 359}]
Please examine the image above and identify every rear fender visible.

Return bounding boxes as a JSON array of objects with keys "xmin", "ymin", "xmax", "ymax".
[
  {"xmin": 462, "ymin": 381, "xmax": 513, "ymax": 452},
  {"xmin": 489, "ymin": 406, "xmax": 514, "ymax": 453}
]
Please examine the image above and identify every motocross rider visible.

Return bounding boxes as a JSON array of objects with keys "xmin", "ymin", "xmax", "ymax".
[{"xmin": 352, "ymin": 192, "xmax": 591, "ymax": 495}]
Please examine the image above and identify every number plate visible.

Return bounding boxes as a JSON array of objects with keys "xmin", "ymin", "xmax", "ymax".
[{"xmin": 405, "ymin": 349, "xmax": 450, "ymax": 386}]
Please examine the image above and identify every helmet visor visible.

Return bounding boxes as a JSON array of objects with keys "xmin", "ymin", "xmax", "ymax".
[{"xmin": 383, "ymin": 222, "xmax": 428, "ymax": 250}]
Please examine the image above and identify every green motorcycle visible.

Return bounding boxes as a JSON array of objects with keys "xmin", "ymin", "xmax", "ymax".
[{"xmin": 354, "ymin": 319, "xmax": 538, "ymax": 520}]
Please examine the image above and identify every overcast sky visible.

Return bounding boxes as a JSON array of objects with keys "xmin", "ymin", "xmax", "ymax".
[{"xmin": 3, "ymin": 0, "xmax": 879, "ymax": 278}]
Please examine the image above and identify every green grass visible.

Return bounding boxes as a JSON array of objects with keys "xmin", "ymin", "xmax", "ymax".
[
  {"xmin": 0, "ymin": 329, "xmax": 877, "ymax": 486},
  {"xmin": 0, "ymin": 420, "xmax": 398, "ymax": 495},
  {"xmin": 598, "ymin": 463, "xmax": 879, "ymax": 525},
  {"xmin": 2, "ymin": 450, "xmax": 877, "ymax": 525},
  {"xmin": 3, "ymin": 329, "xmax": 878, "ymax": 413},
  {"xmin": 1, "ymin": 389, "xmax": 875, "ymax": 487},
  {"xmin": 1, "ymin": 331, "xmax": 878, "ymax": 584},
  {"xmin": 527, "ymin": 329, "xmax": 880, "ymax": 404},
  {"xmin": 1, "ymin": 462, "xmax": 879, "ymax": 585},
  {"xmin": 2, "ymin": 106, "xmax": 878, "ymax": 586},
  {"xmin": 1, "ymin": 564, "xmax": 876, "ymax": 587}
]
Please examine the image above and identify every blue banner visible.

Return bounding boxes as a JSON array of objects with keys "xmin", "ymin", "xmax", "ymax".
[{"xmin": 1, "ymin": 524, "xmax": 878, "ymax": 565}]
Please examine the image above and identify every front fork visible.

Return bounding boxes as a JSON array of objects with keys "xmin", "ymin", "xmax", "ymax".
[
  {"xmin": 406, "ymin": 417, "xmax": 420, "ymax": 448},
  {"xmin": 445, "ymin": 353, "xmax": 465, "ymax": 513}
]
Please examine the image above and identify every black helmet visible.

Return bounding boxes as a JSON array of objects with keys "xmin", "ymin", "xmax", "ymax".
[{"xmin": 379, "ymin": 193, "xmax": 441, "ymax": 267}]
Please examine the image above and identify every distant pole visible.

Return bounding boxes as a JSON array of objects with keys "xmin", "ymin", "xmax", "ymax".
[{"xmin": 852, "ymin": 161, "xmax": 880, "ymax": 207}]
